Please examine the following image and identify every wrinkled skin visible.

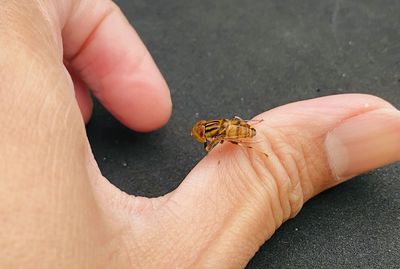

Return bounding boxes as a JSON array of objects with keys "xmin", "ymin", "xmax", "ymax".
[{"xmin": 1, "ymin": 1, "xmax": 399, "ymax": 268}]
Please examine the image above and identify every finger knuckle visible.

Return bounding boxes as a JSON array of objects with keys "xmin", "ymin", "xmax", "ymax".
[{"xmin": 249, "ymin": 128, "xmax": 311, "ymax": 222}]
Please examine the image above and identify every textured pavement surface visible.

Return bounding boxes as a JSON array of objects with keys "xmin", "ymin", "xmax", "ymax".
[{"xmin": 87, "ymin": 1, "xmax": 400, "ymax": 268}]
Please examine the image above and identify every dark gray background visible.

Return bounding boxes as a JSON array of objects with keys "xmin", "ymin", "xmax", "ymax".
[{"xmin": 86, "ymin": 0, "xmax": 400, "ymax": 268}]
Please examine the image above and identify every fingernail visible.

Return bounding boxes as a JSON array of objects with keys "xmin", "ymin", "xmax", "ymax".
[{"xmin": 325, "ymin": 108, "xmax": 400, "ymax": 181}]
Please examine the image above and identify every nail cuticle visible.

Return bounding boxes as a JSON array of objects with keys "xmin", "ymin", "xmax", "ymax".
[{"xmin": 325, "ymin": 108, "xmax": 400, "ymax": 181}]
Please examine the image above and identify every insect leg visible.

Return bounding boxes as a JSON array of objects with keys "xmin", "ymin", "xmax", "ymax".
[
  {"xmin": 232, "ymin": 116, "xmax": 264, "ymax": 126},
  {"xmin": 229, "ymin": 140, "xmax": 269, "ymax": 157},
  {"xmin": 206, "ymin": 139, "xmax": 222, "ymax": 152},
  {"xmin": 247, "ymin": 119, "xmax": 264, "ymax": 126}
]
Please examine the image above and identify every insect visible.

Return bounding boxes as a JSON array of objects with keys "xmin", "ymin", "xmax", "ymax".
[{"xmin": 191, "ymin": 116, "xmax": 268, "ymax": 156}]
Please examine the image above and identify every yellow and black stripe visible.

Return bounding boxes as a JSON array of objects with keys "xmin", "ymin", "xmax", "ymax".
[
  {"xmin": 204, "ymin": 118, "xmax": 256, "ymax": 141},
  {"xmin": 225, "ymin": 118, "xmax": 256, "ymax": 140},
  {"xmin": 204, "ymin": 120, "xmax": 226, "ymax": 139}
]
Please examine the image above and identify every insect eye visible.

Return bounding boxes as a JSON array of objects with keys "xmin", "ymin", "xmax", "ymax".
[{"xmin": 197, "ymin": 126, "xmax": 205, "ymax": 137}]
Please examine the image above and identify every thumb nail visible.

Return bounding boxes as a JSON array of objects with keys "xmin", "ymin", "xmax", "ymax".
[{"xmin": 325, "ymin": 108, "xmax": 400, "ymax": 181}]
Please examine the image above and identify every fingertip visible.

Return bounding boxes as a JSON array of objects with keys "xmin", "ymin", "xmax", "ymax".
[
  {"xmin": 99, "ymin": 69, "xmax": 172, "ymax": 132},
  {"xmin": 63, "ymin": 1, "xmax": 172, "ymax": 131},
  {"xmin": 325, "ymin": 107, "xmax": 400, "ymax": 182},
  {"xmin": 116, "ymin": 86, "xmax": 172, "ymax": 132},
  {"xmin": 81, "ymin": 97, "xmax": 93, "ymax": 124},
  {"xmin": 73, "ymin": 75, "xmax": 93, "ymax": 124}
]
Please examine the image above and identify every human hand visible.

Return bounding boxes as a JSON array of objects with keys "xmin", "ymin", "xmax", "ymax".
[{"xmin": 1, "ymin": 1, "xmax": 399, "ymax": 268}]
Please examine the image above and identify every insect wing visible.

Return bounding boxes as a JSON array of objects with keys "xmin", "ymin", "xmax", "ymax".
[
  {"xmin": 244, "ymin": 119, "xmax": 264, "ymax": 126},
  {"xmin": 223, "ymin": 137, "xmax": 263, "ymax": 145}
]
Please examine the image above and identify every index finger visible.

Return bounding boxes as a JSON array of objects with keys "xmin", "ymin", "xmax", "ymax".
[{"xmin": 62, "ymin": 0, "xmax": 172, "ymax": 131}]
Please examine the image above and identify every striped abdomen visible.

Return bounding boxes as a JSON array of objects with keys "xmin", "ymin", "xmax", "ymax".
[
  {"xmin": 225, "ymin": 118, "xmax": 256, "ymax": 139},
  {"xmin": 204, "ymin": 119, "xmax": 256, "ymax": 141}
]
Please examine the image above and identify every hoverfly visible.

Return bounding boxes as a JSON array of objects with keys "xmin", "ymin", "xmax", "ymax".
[{"xmin": 191, "ymin": 116, "xmax": 268, "ymax": 156}]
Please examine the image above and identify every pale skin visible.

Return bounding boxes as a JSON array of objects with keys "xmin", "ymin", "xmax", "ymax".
[{"xmin": 1, "ymin": 1, "xmax": 400, "ymax": 268}]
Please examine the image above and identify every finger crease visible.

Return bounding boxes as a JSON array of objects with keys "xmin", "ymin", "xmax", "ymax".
[{"xmin": 67, "ymin": 4, "xmax": 117, "ymax": 64}]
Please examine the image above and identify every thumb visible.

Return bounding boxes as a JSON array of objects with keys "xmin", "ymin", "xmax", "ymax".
[{"xmin": 160, "ymin": 94, "xmax": 400, "ymax": 268}]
